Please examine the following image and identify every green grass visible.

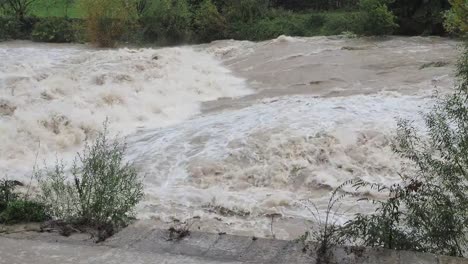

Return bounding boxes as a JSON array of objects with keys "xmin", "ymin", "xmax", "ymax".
[{"xmin": 30, "ymin": 0, "xmax": 83, "ymax": 18}]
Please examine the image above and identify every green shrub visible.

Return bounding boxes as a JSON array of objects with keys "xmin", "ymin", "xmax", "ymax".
[
  {"xmin": 389, "ymin": 0, "xmax": 450, "ymax": 35},
  {"xmin": 227, "ymin": 10, "xmax": 325, "ymax": 41},
  {"xmin": 340, "ymin": 6, "xmax": 468, "ymax": 251},
  {"xmin": 301, "ymin": 185, "xmax": 348, "ymax": 263},
  {"xmin": 444, "ymin": 0, "xmax": 468, "ymax": 35},
  {"xmin": 37, "ymin": 162, "xmax": 80, "ymax": 222},
  {"xmin": 321, "ymin": 1, "xmax": 396, "ymax": 36},
  {"xmin": 321, "ymin": 12, "xmax": 358, "ymax": 35},
  {"xmin": 271, "ymin": 0, "xmax": 360, "ymax": 10},
  {"xmin": 354, "ymin": 0, "xmax": 397, "ymax": 35},
  {"xmin": 141, "ymin": 0, "xmax": 192, "ymax": 44},
  {"xmin": 0, "ymin": 179, "xmax": 49, "ymax": 224},
  {"xmin": 135, "ymin": 0, "xmax": 152, "ymax": 17},
  {"xmin": 70, "ymin": 19, "xmax": 87, "ymax": 43},
  {"xmin": 224, "ymin": 0, "xmax": 269, "ymax": 24},
  {"xmin": 193, "ymin": 0, "xmax": 226, "ymax": 42},
  {"xmin": 18, "ymin": 16, "xmax": 39, "ymax": 38},
  {"xmin": 305, "ymin": 13, "xmax": 326, "ymax": 30},
  {"xmin": 80, "ymin": 0, "xmax": 136, "ymax": 47},
  {"xmin": 341, "ymin": 44, "xmax": 468, "ymax": 257},
  {"xmin": 0, "ymin": 17, "xmax": 38, "ymax": 40},
  {"xmin": 37, "ymin": 124, "xmax": 144, "ymax": 234},
  {"xmin": 0, "ymin": 18, "xmax": 19, "ymax": 40},
  {"xmin": 187, "ymin": 0, "xmax": 227, "ymax": 10},
  {"xmin": 0, "ymin": 179, "xmax": 20, "ymax": 212},
  {"xmin": 32, "ymin": 18, "xmax": 75, "ymax": 42},
  {"xmin": 0, "ymin": 200, "xmax": 49, "ymax": 224}
]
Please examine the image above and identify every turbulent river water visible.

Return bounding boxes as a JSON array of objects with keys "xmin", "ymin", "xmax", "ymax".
[{"xmin": 0, "ymin": 36, "xmax": 459, "ymax": 239}]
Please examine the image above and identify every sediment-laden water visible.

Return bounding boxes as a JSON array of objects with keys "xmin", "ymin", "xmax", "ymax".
[{"xmin": 0, "ymin": 36, "xmax": 459, "ymax": 239}]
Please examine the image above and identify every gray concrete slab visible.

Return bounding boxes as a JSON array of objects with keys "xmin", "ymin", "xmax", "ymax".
[
  {"xmin": 440, "ymin": 255, "xmax": 468, "ymax": 264},
  {"xmin": 331, "ymin": 246, "xmax": 399, "ymax": 264},
  {"xmin": 238, "ymin": 237, "xmax": 291, "ymax": 263},
  {"xmin": 1, "ymin": 223, "xmax": 467, "ymax": 264},
  {"xmin": 400, "ymin": 250, "xmax": 438, "ymax": 264},
  {"xmin": 0, "ymin": 237, "xmax": 240, "ymax": 264}
]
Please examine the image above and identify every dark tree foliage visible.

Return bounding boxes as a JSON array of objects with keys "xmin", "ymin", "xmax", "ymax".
[
  {"xmin": 271, "ymin": 0, "xmax": 359, "ymax": 10},
  {"xmin": 224, "ymin": 0, "xmax": 270, "ymax": 23},
  {"xmin": 31, "ymin": 17, "xmax": 75, "ymax": 42},
  {"xmin": 188, "ymin": 0, "xmax": 360, "ymax": 11},
  {"xmin": 355, "ymin": 0, "xmax": 397, "ymax": 35},
  {"xmin": 269, "ymin": 0, "xmax": 451, "ymax": 35},
  {"xmin": 0, "ymin": 179, "xmax": 49, "ymax": 224},
  {"xmin": 140, "ymin": 0, "xmax": 191, "ymax": 44},
  {"xmin": 194, "ymin": 0, "xmax": 226, "ymax": 42},
  {"xmin": 186, "ymin": 0, "xmax": 451, "ymax": 36},
  {"xmin": 136, "ymin": 0, "xmax": 151, "ymax": 16},
  {"xmin": 187, "ymin": 0, "xmax": 228, "ymax": 10},
  {"xmin": 389, "ymin": 0, "xmax": 451, "ymax": 35}
]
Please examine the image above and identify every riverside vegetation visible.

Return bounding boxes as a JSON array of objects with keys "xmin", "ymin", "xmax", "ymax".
[
  {"xmin": 0, "ymin": 123, "xmax": 144, "ymax": 242},
  {"xmin": 0, "ymin": 0, "xmax": 467, "ymax": 259},
  {"xmin": 307, "ymin": 2, "xmax": 468, "ymax": 259},
  {"xmin": 0, "ymin": 0, "xmax": 458, "ymax": 46}
]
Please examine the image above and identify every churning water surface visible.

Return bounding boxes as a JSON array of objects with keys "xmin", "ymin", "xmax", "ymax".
[{"xmin": 0, "ymin": 36, "xmax": 459, "ymax": 239}]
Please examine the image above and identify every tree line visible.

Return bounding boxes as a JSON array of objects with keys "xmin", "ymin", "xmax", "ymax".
[{"xmin": 0, "ymin": 0, "xmax": 462, "ymax": 53}]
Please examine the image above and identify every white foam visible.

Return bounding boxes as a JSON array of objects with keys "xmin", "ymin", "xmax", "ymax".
[
  {"xmin": 127, "ymin": 93, "xmax": 429, "ymax": 228},
  {"xmin": 0, "ymin": 45, "xmax": 251, "ymax": 179}
]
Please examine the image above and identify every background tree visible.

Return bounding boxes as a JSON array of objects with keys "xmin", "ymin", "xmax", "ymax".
[
  {"xmin": 62, "ymin": 0, "xmax": 74, "ymax": 17},
  {"xmin": 193, "ymin": 0, "xmax": 226, "ymax": 42},
  {"xmin": 80, "ymin": 0, "xmax": 136, "ymax": 47},
  {"xmin": 389, "ymin": 0, "xmax": 451, "ymax": 35},
  {"xmin": 355, "ymin": 0, "xmax": 397, "ymax": 35},
  {"xmin": 0, "ymin": 0, "xmax": 39, "ymax": 19},
  {"xmin": 224, "ymin": 0, "xmax": 270, "ymax": 23},
  {"xmin": 444, "ymin": 0, "xmax": 468, "ymax": 35},
  {"xmin": 271, "ymin": 0, "xmax": 359, "ymax": 10},
  {"xmin": 135, "ymin": 0, "xmax": 150, "ymax": 17},
  {"xmin": 140, "ymin": 0, "xmax": 191, "ymax": 44}
]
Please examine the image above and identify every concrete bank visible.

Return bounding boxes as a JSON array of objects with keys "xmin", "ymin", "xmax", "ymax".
[
  {"xmin": 105, "ymin": 223, "xmax": 467, "ymax": 264},
  {"xmin": 0, "ymin": 237, "xmax": 240, "ymax": 264},
  {"xmin": 0, "ymin": 223, "xmax": 467, "ymax": 264}
]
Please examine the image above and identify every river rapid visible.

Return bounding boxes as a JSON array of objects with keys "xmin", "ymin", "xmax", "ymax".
[{"xmin": 0, "ymin": 36, "xmax": 458, "ymax": 239}]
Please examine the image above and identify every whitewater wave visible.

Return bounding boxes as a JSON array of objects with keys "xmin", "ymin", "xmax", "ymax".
[
  {"xmin": 127, "ymin": 93, "xmax": 428, "ymax": 236},
  {"xmin": 0, "ymin": 45, "xmax": 251, "ymax": 179}
]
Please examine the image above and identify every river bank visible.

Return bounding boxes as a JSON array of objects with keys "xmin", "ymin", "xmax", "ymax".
[{"xmin": 1, "ymin": 220, "xmax": 466, "ymax": 263}]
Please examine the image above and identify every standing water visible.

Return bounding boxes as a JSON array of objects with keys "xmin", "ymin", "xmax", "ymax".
[{"xmin": 0, "ymin": 36, "xmax": 458, "ymax": 239}]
